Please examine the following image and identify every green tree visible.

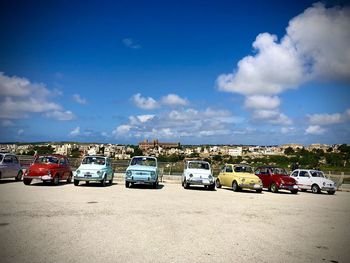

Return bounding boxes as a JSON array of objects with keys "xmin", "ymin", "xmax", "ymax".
[{"xmin": 284, "ymin": 147, "xmax": 294, "ymax": 155}]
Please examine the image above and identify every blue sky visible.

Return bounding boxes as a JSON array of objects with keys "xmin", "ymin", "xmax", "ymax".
[{"xmin": 0, "ymin": 0, "xmax": 349, "ymax": 145}]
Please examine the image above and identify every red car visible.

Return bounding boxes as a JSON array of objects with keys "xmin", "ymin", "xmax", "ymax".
[
  {"xmin": 23, "ymin": 154, "xmax": 73, "ymax": 185},
  {"xmin": 255, "ymin": 166, "xmax": 298, "ymax": 194}
]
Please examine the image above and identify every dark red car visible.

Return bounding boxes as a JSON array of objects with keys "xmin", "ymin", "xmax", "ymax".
[
  {"xmin": 23, "ymin": 154, "xmax": 73, "ymax": 185},
  {"xmin": 255, "ymin": 166, "xmax": 298, "ymax": 194}
]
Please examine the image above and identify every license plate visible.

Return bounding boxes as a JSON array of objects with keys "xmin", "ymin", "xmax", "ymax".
[
  {"xmin": 84, "ymin": 174, "xmax": 92, "ymax": 177},
  {"xmin": 202, "ymin": 179, "xmax": 209, "ymax": 184}
]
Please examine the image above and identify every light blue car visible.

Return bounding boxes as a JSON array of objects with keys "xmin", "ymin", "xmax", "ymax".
[
  {"xmin": 74, "ymin": 155, "xmax": 114, "ymax": 187},
  {"xmin": 125, "ymin": 156, "xmax": 159, "ymax": 188}
]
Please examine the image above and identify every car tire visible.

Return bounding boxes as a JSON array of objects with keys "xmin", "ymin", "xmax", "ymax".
[
  {"xmin": 101, "ymin": 175, "xmax": 107, "ymax": 187},
  {"xmin": 209, "ymin": 183, "xmax": 215, "ymax": 191},
  {"xmin": 85, "ymin": 181, "xmax": 90, "ymax": 185},
  {"xmin": 311, "ymin": 184, "xmax": 320, "ymax": 194},
  {"xmin": 109, "ymin": 176, "xmax": 113, "ymax": 185},
  {"xmin": 74, "ymin": 180, "xmax": 79, "ymax": 186},
  {"xmin": 327, "ymin": 191, "xmax": 335, "ymax": 195},
  {"xmin": 232, "ymin": 181, "xmax": 240, "ymax": 192},
  {"xmin": 256, "ymin": 189, "xmax": 262, "ymax": 193},
  {"xmin": 53, "ymin": 175, "xmax": 59, "ymax": 186},
  {"xmin": 66, "ymin": 173, "xmax": 72, "ymax": 184},
  {"xmin": 23, "ymin": 178, "xmax": 32, "ymax": 185},
  {"xmin": 15, "ymin": 170, "xmax": 23, "ymax": 181},
  {"xmin": 291, "ymin": 190, "xmax": 298, "ymax": 194},
  {"xmin": 215, "ymin": 179, "xmax": 222, "ymax": 188},
  {"xmin": 270, "ymin": 182, "xmax": 278, "ymax": 193},
  {"xmin": 153, "ymin": 182, "xmax": 157, "ymax": 189},
  {"xmin": 184, "ymin": 179, "xmax": 189, "ymax": 189},
  {"xmin": 125, "ymin": 181, "xmax": 130, "ymax": 188}
]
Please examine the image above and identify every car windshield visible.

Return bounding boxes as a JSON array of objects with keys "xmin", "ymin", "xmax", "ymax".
[
  {"xmin": 234, "ymin": 165, "xmax": 253, "ymax": 173},
  {"xmin": 188, "ymin": 162, "xmax": 209, "ymax": 170},
  {"xmin": 35, "ymin": 156, "xmax": 59, "ymax": 164},
  {"xmin": 270, "ymin": 168, "xmax": 288, "ymax": 175},
  {"xmin": 310, "ymin": 171, "xmax": 325, "ymax": 178},
  {"xmin": 82, "ymin": 156, "xmax": 105, "ymax": 165},
  {"xmin": 130, "ymin": 157, "xmax": 156, "ymax": 167}
]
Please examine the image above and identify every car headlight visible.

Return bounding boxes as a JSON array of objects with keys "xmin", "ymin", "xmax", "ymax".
[
  {"xmin": 241, "ymin": 178, "xmax": 245, "ymax": 182},
  {"xmin": 48, "ymin": 170, "xmax": 51, "ymax": 175},
  {"xmin": 280, "ymin": 180, "xmax": 284, "ymax": 184},
  {"xmin": 76, "ymin": 170, "xmax": 80, "ymax": 174},
  {"xmin": 150, "ymin": 171, "xmax": 156, "ymax": 178},
  {"xmin": 208, "ymin": 175, "xmax": 213, "ymax": 180},
  {"xmin": 97, "ymin": 170, "xmax": 102, "ymax": 176},
  {"xmin": 323, "ymin": 182, "xmax": 326, "ymax": 186},
  {"xmin": 126, "ymin": 170, "xmax": 132, "ymax": 177},
  {"xmin": 189, "ymin": 174, "xmax": 193, "ymax": 177}
]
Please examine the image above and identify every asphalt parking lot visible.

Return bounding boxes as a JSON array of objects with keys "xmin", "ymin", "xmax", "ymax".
[{"xmin": 0, "ymin": 180, "xmax": 349, "ymax": 263}]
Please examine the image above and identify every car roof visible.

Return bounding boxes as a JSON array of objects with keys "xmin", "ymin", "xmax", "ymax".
[
  {"xmin": 226, "ymin": 163, "xmax": 252, "ymax": 166},
  {"xmin": 36, "ymin": 154, "xmax": 66, "ymax": 158},
  {"xmin": 83, "ymin": 155, "xmax": 107, "ymax": 158},
  {"xmin": 132, "ymin": 156, "xmax": 157, "ymax": 159}
]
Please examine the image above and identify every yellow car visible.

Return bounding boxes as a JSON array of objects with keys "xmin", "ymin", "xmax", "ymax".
[{"xmin": 215, "ymin": 164, "xmax": 263, "ymax": 193}]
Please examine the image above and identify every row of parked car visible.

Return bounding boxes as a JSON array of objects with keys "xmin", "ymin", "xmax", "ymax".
[{"xmin": 0, "ymin": 151, "xmax": 337, "ymax": 195}]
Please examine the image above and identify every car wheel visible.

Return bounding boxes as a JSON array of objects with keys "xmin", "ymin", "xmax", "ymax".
[
  {"xmin": 66, "ymin": 173, "xmax": 72, "ymax": 184},
  {"xmin": 109, "ymin": 176, "xmax": 113, "ymax": 185},
  {"xmin": 53, "ymin": 175, "xmax": 59, "ymax": 186},
  {"xmin": 101, "ymin": 175, "xmax": 107, "ymax": 187},
  {"xmin": 256, "ymin": 189, "xmax": 262, "ymax": 193},
  {"xmin": 153, "ymin": 182, "xmax": 157, "ymax": 189},
  {"xmin": 291, "ymin": 190, "xmax": 298, "ymax": 194},
  {"xmin": 327, "ymin": 191, "xmax": 335, "ymax": 195},
  {"xmin": 15, "ymin": 170, "xmax": 23, "ymax": 181},
  {"xmin": 125, "ymin": 181, "xmax": 130, "ymax": 188},
  {"xmin": 232, "ymin": 181, "xmax": 240, "ymax": 192},
  {"xmin": 215, "ymin": 179, "xmax": 222, "ymax": 188},
  {"xmin": 311, "ymin": 184, "xmax": 320, "ymax": 194},
  {"xmin": 209, "ymin": 183, "xmax": 215, "ymax": 191},
  {"xmin": 23, "ymin": 178, "xmax": 32, "ymax": 185},
  {"xmin": 184, "ymin": 180, "xmax": 190, "ymax": 189},
  {"xmin": 74, "ymin": 180, "xmax": 79, "ymax": 186},
  {"xmin": 270, "ymin": 182, "xmax": 278, "ymax": 193},
  {"xmin": 85, "ymin": 181, "xmax": 90, "ymax": 185}
]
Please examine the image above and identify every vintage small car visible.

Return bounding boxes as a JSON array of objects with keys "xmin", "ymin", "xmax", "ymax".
[
  {"xmin": 125, "ymin": 156, "xmax": 159, "ymax": 188},
  {"xmin": 290, "ymin": 169, "xmax": 336, "ymax": 195},
  {"xmin": 74, "ymin": 155, "xmax": 114, "ymax": 186},
  {"xmin": 216, "ymin": 164, "xmax": 262, "ymax": 193},
  {"xmin": 23, "ymin": 154, "xmax": 72, "ymax": 185},
  {"xmin": 0, "ymin": 152, "xmax": 23, "ymax": 181},
  {"xmin": 255, "ymin": 166, "xmax": 298, "ymax": 194},
  {"xmin": 182, "ymin": 160, "xmax": 215, "ymax": 190}
]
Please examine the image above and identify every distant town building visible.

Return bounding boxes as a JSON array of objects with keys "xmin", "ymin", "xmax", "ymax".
[{"xmin": 139, "ymin": 139, "xmax": 180, "ymax": 150}]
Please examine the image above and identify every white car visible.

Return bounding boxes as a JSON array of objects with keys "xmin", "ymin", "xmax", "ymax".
[
  {"xmin": 290, "ymin": 169, "xmax": 336, "ymax": 195},
  {"xmin": 0, "ymin": 152, "xmax": 23, "ymax": 181},
  {"xmin": 182, "ymin": 160, "xmax": 215, "ymax": 190}
]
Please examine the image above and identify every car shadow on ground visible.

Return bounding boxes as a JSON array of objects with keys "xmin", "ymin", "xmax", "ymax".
[
  {"xmin": 261, "ymin": 189, "xmax": 298, "ymax": 195},
  {"xmin": 127, "ymin": 183, "xmax": 165, "ymax": 190},
  {"xmin": 25, "ymin": 181, "xmax": 68, "ymax": 187},
  {"xmin": 0, "ymin": 179, "xmax": 20, "ymax": 184},
  {"xmin": 183, "ymin": 186, "xmax": 216, "ymax": 191},
  {"xmin": 75, "ymin": 182, "xmax": 116, "ymax": 187},
  {"xmin": 299, "ymin": 190, "xmax": 335, "ymax": 196},
  {"xmin": 219, "ymin": 187, "xmax": 263, "ymax": 194}
]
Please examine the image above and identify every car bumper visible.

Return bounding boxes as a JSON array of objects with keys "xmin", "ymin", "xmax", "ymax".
[
  {"xmin": 74, "ymin": 175, "xmax": 103, "ymax": 181},
  {"xmin": 23, "ymin": 175, "xmax": 53, "ymax": 181},
  {"xmin": 125, "ymin": 178, "xmax": 157, "ymax": 184},
  {"xmin": 321, "ymin": 186, "xmax": 336, "ymax": 191},
  {"xmin": 187, "ymin": 178, "xmax": 214, "ymax": 186},
  {"xmin": 279, "ymin": 184, "xmax": 298, "ymax": 190},
  {"xmin": 239, "ymin": 183, "xmax": 262, "ymax": 190}
]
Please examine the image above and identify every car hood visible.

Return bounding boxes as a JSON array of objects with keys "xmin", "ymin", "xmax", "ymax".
[
  {"xmin": 126, "ymin": 165, "xmax": 157, "ymax": 172},
  {"xmin": 312, "ymin": 177, "xmax": 335, "ymax": 185},
  {"xmin": 78, "ymin": 164, "xmax": 106, "ymax": 171}
]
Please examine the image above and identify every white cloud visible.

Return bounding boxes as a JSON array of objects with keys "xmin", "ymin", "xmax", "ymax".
[
  {"xmin": 305, "ymin": 125, "xmax": 326, "ymax": 135},
  {"xmin": 347, "ymin": 109, "xmax": 350, "ymax": 117},
  {"xmin": 70, "ymin": 127, "xmax": 80, "ymax": 136},
  {"xmin": 308, "ymin": 113, "xmax": 343, "ymax": 125},
  {"xmin": 244, "ymin": 95, "xmax": 281, "ymax": 110},
  {"xmin": 161, "ymin": 94, "xmax": 188, "ymax": 106},
  {"xmin": 112, "ymin": 107, "xmax": 241, "ymax": 140},
  {"xmin": 253, "ymin": 110, "xmax": 292, "ymax": 125},
  {"xmin": 45, "ymin": 110, "xmax": 75, "ymax": 121},
  {"xmin": 122, "ymin": 38, "xmax": 141, "ymax": 49},
  {"xmin": 131, "ymin": 93, "xmax": 158, "ymax": 110},
  {"xmin": 17, "ymin": 129, "xmax": 24, "ymax": 136},
  {"xmin": 1, "ymin": 120, "xmax": 15, "ymax": 127},
  {"xmin": 0, "ymin": 72, "xmax": 75, "ymax": 121},
  {"xmin": 281, "ymin": 127, "xmax": 295, "ymax": 134},
  {"xmin": 72, "ymin": 94, "xmax": 87, "ymax": 104}
]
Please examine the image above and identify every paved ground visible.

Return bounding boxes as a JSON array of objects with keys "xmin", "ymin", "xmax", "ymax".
[{"xmin": 0, "ymin": 180, "xmax": 349, "ymax": 263}]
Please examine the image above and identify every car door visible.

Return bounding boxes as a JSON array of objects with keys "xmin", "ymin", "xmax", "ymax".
[
  {"xmin": 225, "ymin": 165, "xmax": 234, "ymax": 186},
  {"xmin": 3, "ymin": 155, "xmax": 15, "ymax": 178},
  {"xmin": 12, "ymin": 156, "xmax": 21, "ymax": 177},
  {"xmin": 296, "ymin": 170, "xmax": 311, "ymax": 189},
  {"xmin": 219, "ymin": 166, "xmax": 227, "ymax": 186},
  {"xmin": 259, "ymin": 167, "xmax": 271, "ymax": 188},
  {"xmin": 58, "ymin": 157, "xmax": 69, "ymax": 179}
]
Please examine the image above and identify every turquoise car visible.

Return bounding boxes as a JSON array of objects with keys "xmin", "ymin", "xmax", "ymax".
[
  {"xmin": 125, "ymin": 156, "xmax": 159, "ymax": 188},
  {"xmin": 74, "ymin": 155, "xmax": 114, "ymax": 186}
]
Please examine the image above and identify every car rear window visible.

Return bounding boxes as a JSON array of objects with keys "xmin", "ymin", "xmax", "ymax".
[
  {"xmin": 234, "ymin": 165, "xmax": 253, "ymax": 173},
  {"xmin": 188, "ymin": 162, "xmax": 209, "ymax": 170},
  {"xmin": 130, "ymin": 157, "xmax": 156, "ymax": 167},
  {"xmin": 82, "ymin": 156, "xmax": 105, "ymax": 165}
]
